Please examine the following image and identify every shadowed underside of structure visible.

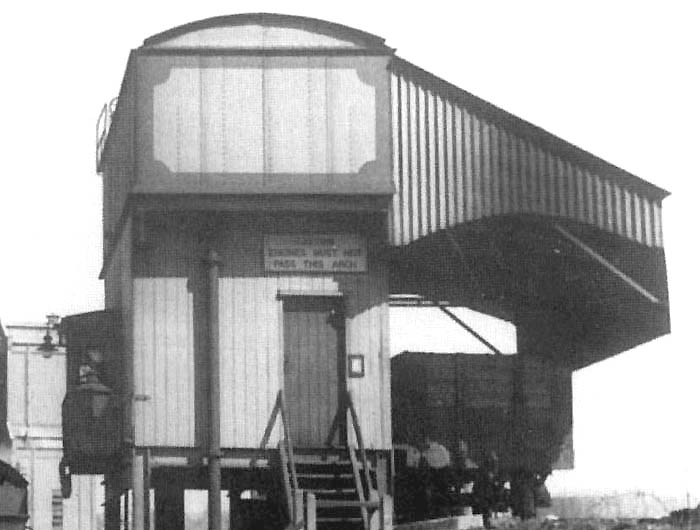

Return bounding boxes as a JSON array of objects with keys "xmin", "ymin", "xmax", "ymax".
[{"xmin": 387, "ymin": 59, "xmax": 669, "ymax": 369}]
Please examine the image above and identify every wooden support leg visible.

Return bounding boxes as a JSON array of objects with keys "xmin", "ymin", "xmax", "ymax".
[
  {"xmin": 294, "ymin": 489, "xmax": 304, "ymax": 527},
  {"xmin": 143, "ymin": 450, "xmax": 151, "ymax": 530},
  {"xmin": 155, "ymin": 480, "xmax": 184, "ymax": 530},
  {"xmin": 382, "ymin": 494, "xmax": 393, "ymax": 530},
  {"xmin": 229, "ymin": 488, "xmax": 244, "ymax": 530},
  {"xmin": 305, "ymin": 493, "xmax": 316, "ymax": 530},
  {"xmin": 104, "ymin": 473, "xmax": 121, "ymax": 530},
  {"xmin": 132, "ymin": 455, "xmax": 145, "ymax": 530}
]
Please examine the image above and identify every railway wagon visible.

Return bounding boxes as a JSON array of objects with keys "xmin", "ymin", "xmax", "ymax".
[
  {"xmin": 392, "ymin": 352, "xmax": 572, "ymax": 521},
  {"xmin": 392, "ymin": 351, "xmax": 572, "ymax": 473}
]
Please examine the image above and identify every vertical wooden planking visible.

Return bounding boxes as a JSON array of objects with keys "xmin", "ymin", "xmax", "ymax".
[
  {"xmin": 454, "ymin": 107, "xmax": 465, "ymax": 223},
  {"xmin": 499, "ymin": 129, "xmax": 511, "ymax": 215},
  {"xmin": 633, "ymin": 193, "xmax": 643, "ymax": 244},
  {"xmin": 585, "ymin": 170, "xmax": 595, "ymax": 227},
  {"xmin": 137, "ymin": 280, "xmax": 153, "ymax": 445},
  {"xmin": 555, "ymin": 157, "xmax": 566, "ymax": 218},
  {"xmin": 267, "ymin": 278, "xmax": 281, "ymax": 443},
  {"xmin": 519, "ymin": 138, "xmax": 530, "ymax": 213},
  {"xmin": 603, "ymin": 180, "xmax": 612, "ymax": 233},
  {"xmin": 463, "ymin": 110, "xmax": 474, "ymax": 221},
  {"xmin": 615, "ymin": 184, "xmax": 625, "ymax": 238},
  {"xmin": 653, "ymin": 201, "xmax": 663, "ymax": 247},
  {"xmin": 472, "ymin": 114, "xmax": 483, "ymax": 219},
  {"xmin": 408, "ymin": 81, "xmax": 420, "ymax": 241},
  {"xmin": 399, "ymin": 77, "xmax": 411, "ymax": 245},
  {"xmin": 594, "ymin": 175, "xmax": 604, "ymax": 230},
  {"xmin": 133, "ymin": 278, "xmax": 194, "ymax": 447},
  {"xmin": 624, "ymin": 190, "xmax": 633, "ymax": 240},
  {"xmin": 546, "ymin": 152, "xmax": 557, "ymax": 217},
  {"xmin": 390, "ymin": 74, "xmax": 401, "ymax": 245},
  {"xmin": 436, "ymin": 96, "xmax": 447, "ymax": 229},
  {"xmin": 491, "ymin": 124, "xmax": 502, "ymax": 215},
  {"xmin": 418, "ymin": 86, "xmax": 429, "ymax": 237},
  {"xmin": 642, "ymin": 198, "xmax": 653, "ymax": 247},
  {"xmin": 233, "ymin": 279, "xmax": 248, "ymax": 445},
  {"xmin": 200, "ymin": 60, "xmax": 224, "ymax": 175},
  {"xmin": 389, "ymin": 69, "xmax": 665, "ymax": 249},
  {"xmin": 163, "ymin": 280, "xmax": 177, "ymax": 442},
  {"xmin": 252, "ymin": 277, "xmax": 264, "ymax": 440},
  {"xmin": 481, "ymin": 121, "xmax": 492, "ymax": 217},
  {"xmin": 245, "ymin": 279, "xmax": 258, "ymax": 444},
  {"xmin": 509, "ymin": 132, "xmax": 520, "ymax": 213},
  {"xmin": 574, "ymin": 167, "xmax": 585, "ymax": 223},
  {"xmin": 424, "ymin": 89, "xmax": 435, "ymax": 233},
  {"xmin": 445, "ymin": 102, "xmax": 456, "ymax": 226},
  {"xmin": 154, "ymin": 279, "xmax": 166, "ymax": 445},
  {"xmin": 532, "ymin": 146, "xmax": 548, "ymax": 215},
  {"xmin": 219, "ymin": 279, "xmax": 234, "ymax": 447},
  {"xmin": 566, "ymin": 161, "xmax": 577, "ymax": 221}
]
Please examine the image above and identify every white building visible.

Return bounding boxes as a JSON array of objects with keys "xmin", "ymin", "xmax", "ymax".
[{"xmin": 3, "ymin": 320, "xmax": 102, "ymax": 530}]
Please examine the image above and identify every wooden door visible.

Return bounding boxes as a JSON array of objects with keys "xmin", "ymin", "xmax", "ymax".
[{"xmin": 283, "ymin": 296, "xmax": 345, "ymax": 447}]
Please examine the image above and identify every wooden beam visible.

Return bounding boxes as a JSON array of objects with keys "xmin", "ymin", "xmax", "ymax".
[{"xmin": 554, "ymin": 224, "xmax": 661, "ymax": 304}]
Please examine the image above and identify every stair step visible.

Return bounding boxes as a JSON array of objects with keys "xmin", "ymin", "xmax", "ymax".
[
  {"xmin": 307, "ymin": 487, "xmax": 357, "ymax": 495},
  {"xmin": 298, "ymin": 472, "xmax": 354, "ymax": 479}
]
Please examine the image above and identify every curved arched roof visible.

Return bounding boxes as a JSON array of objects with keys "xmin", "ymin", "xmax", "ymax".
[{"xmin": 141, "ymin": 13, "xmax": 391, "ymax": 52}]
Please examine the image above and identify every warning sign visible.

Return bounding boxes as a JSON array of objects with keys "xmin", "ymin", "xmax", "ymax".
[{"xmin": 264, "ymin": 234, "xmax": 367, "ymax": 273}]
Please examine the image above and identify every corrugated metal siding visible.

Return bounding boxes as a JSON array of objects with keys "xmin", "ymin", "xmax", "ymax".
[
  {"xmin": 389, "ymin": 66, "xmax": 665, "ymax": 248},
  {"xmin": 132, "ymin": 278, "xmax": 195, "ymax": 447}
]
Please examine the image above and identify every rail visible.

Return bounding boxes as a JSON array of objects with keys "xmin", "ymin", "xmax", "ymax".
[{"xmin": 95, "ymin": 97, "xmax": 118, "ymax": 172}]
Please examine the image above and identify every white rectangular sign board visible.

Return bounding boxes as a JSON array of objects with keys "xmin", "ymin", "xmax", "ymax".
[{"xmin": 264, "ymin": 234, "xmax": 367, "ymax": 273}]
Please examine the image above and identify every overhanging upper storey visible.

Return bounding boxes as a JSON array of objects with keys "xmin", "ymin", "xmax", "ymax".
[{"xmin": 98, "ymin": 14, "xmax": 396, "ymax": 246}]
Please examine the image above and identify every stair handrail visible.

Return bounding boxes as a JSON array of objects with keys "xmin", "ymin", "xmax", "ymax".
[
  {"xmin": 95, "ymin": 97, "xmax": 118, "ymax": 171},
  {"xmin": 278, "ymin": 391, "xmax": 299, "ymax": 494},
  {"xmin": 323, "ymin": 390, "xmax": 376, "ymax": 529},
  {"xmin": 255, "ymin": 390, "xmax": 299, "ymax": 524},
  {"xmin": 345, "ymin": 390, "xmax": 374, "ymax": 503}
]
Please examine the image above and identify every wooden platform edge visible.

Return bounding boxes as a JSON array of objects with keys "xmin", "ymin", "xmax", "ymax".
[{"xmin": 394, "ymin": 514, "xmax": 484, "ymax": 530}]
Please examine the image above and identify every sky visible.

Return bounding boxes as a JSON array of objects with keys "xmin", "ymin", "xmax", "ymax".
[{"xmin": 0, "ymin": 0, "xmax": 698, "ymax": 504}]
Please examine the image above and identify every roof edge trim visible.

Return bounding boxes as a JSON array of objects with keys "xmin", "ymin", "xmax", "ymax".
[{"xmin": 142, "ymin": 13, "xmax": 391, "ymax": 52}]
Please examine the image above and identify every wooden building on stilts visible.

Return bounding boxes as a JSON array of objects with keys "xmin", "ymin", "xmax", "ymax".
[{"xmin": 59, "ymin": 13, "xmax": 670, "ymax": 530}]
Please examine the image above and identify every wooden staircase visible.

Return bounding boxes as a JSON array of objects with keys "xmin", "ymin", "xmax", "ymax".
[
  {"xmin": 294, "ymin": 452, "xmax": 375, "ymax": 529},
  {"xmin": 262, "ymin": 390, "xmax": 388, "ymax": 530}
]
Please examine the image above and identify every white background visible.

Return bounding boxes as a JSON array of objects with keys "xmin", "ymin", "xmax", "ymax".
[{"xmin": 0, "ymin": 1, "xmax": 697, "ymax": 504}]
